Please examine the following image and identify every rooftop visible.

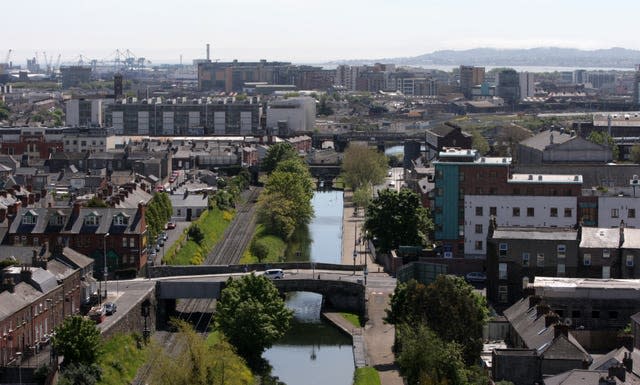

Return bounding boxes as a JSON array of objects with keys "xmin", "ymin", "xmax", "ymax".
[{"xmin": 509, "ymin": 174, "xmax": 582, "ymax": 184}]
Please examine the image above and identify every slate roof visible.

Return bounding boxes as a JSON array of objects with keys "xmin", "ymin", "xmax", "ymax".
[
  {"xmin": 622, "ymin": 228, "xmax": 640, "ymax": 249},
  {"xmin": 169, "ymin": 194, "xmax": 209, "ymax": 209},
  {"xmin": 544, "ymin": 370, "xmax": 618, "ymax": 385},
  {"xmin": 0, "ymin": 282, "xmax": 42, "ymax": 322},
  {"xmin": 493, "ymin": 227, "xmax": 578, "ymax": 241},
  {"xmin": 580, "ymin": 227, "xmax": 620, "ymax": 249},
  {"xmin": 427, "ymin": 124, "xmax": 471, "ymax": 138},
  {"xmin": 58, "ymin": 247, "xmax": 94, "ymax": 270},
  {"xmin": 503, "ymin": 297, "xmax": 591, "ymax": 362},
  {"xmin": 29, "ymin": 268, "xmax": 59, "ymax": 293},
  {"xmin": 520, "ymin": 130, "xmax": 573, "ymax": 151}
]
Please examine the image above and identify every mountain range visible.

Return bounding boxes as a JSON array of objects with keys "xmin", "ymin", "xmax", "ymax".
[{"xmin": 326, "ymin": 47, "xmax": 640, "ymax": 69}]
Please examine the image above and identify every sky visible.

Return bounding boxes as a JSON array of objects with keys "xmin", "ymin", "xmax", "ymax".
[{"xmin": 4, "ymin": 0, "xmax": 640, "ymax": 66}]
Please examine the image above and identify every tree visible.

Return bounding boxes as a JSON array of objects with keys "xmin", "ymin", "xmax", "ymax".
[
  {"xmin": 150, "ymin": 320, "xmax": 253, "ymax": 385},
  {"xmin": 352, "ymin": 185, "xmax": 373, "ymax": 211},
  {"xmin": 318, "ymin": 95, "xmax": 334, "ymax": 116},
  {"xmin": 188, "ymin": 225, "xmax": 204, "ymax": 245},
  {"xmin": 214, "ymin": 274, "xmax": 293, "ymax": 366},
  {"xmin": 0, "ymin": 101, "xmax": 10, "ymax": 121},
  {"xmin": 250, "ymin": 239, "xmax": 270, "ymax": 262},
  {"xmin": 86, "ymin": 196, "xmax": 108, "ymax": 208},
  {"xmin": 386, "ymin": 276, "xmax": 489, "ymax": 365},
  {"xmin": 261, "ymin": 143, "xmax": 298, "ymax": 174},
  {"xmin": 53, "ymin": 315, "xmax": 102, "ymax": 366},
  {"xmin": 58, "ymin": 363, "xmax": 102, "ymax": 385},
  {"xmin": 588, "ymin": 131, "xmax": 620, "ymax": 160},
  {"xmin": 471, "ymin": 130, "xmax": 490, "ymax": 155},
  {"xmin": 364, "ymin": 189, "xmax": 432, "ymax": 253},
  {"xmin": 630, "ymin": 144, "xmax": 640, "ymax": 163},
  {"xmin": 396, "ymin": 323, "xmax": 468, "ymax": 385},
  {"xmin": 341, "ymin": 143, "xmax": 388, "ymax": 190}
]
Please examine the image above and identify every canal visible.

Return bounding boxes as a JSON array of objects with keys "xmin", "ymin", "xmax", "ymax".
[{"xmin": 263, "ymin": 190, "xmax": 355, "ymax": 385}]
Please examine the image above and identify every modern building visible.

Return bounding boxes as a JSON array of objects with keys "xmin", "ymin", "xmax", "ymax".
[
  {"xmin": 266, "ymin": 97, "xmax": 316, "ymax": 134},
  {"xmin": 424, "ymin": 123, "xmax": 473, "ymax": 162},
  {"xmin": 519, "ymin": 72, "xmax": 535, "ymax": 100},
  {"xmin": 65, "ymin": 99, "xmax": 105, "ymax": 127},
  {"xmin": 460, "ymin": 65, "xmax": 485, "ymax": 99},
  {"xmin": 106, "ymin": 98, "xmax": 260, "ymax": 136},
  {"xmin": 197, "ymin": 60, "xmax": 293, "ymax": 92},
  {"xmin": 497, "ymin": 69, "xmax": 520, "ymax": 106},
  {"xmin": 59, "ymin": 66, "xmax": 92, "ymax": 89}
]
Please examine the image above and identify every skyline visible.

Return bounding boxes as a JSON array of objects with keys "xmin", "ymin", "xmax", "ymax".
[{"xmin": 4, "ymin": 0, "xmax": 640, "ymax": 65}]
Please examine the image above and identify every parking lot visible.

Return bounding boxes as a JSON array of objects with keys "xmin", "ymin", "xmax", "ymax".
[{"xmin": 151, "ymin": 221, "xmax": 190, "ymax": 266}]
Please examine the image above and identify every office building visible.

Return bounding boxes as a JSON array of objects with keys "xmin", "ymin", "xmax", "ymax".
[
  {"xmin": 266, "ymin": 97, "xmax": 316, "ymax": 134},
  {"xmin": 459, "ymin": 66, "xmax": 485, "ymax": 99},
  {"xmin": 518, "ymin": 72, "xmax": 535, "ymax": 100},
  {"xmin": 65, "ymin": 99, "xmax": 104, "ymax": 127}
]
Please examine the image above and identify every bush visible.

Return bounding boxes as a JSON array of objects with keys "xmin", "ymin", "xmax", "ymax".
[{"xmin": 188, "ymin": 225, "xmax": 204, "ymax": 245}]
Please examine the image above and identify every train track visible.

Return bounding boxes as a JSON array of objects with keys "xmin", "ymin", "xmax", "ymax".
[{"xmin": 205, "ymin": 187, "xmax": 261, "ymax": 265}]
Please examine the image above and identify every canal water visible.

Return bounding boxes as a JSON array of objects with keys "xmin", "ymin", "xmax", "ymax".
[{"xmin": 263, "ymin": 190, "xmax": 355, "ymax": 385}]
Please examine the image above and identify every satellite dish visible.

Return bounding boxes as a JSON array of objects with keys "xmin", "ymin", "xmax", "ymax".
[{"xmin": 564, "ymin": 318, "xmax": 573, "ymax": 326}]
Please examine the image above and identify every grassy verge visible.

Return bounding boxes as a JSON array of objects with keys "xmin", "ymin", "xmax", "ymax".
[
  {"xmin": 353, "ymin": 367, "xmax": 381, "ymax": 385},
  {"xmin": 340, "ymin": 312, "xmax": 363, "ymax": 328},
  {"xmin": 98, "ymin": 334, "xmax": 148, "ymax": 385},
  {"xmin": 240, "ymin": 224, "xmax": 287, "ymax": 264},
  {"xmin": 163, "ymin": 208, "xmax": 234, "ymax": 265}
]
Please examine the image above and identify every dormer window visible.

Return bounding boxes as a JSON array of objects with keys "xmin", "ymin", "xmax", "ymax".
[
  {"xmin": 49, "ymin": 210, "xmax": 65, "ymax": 226},
  {"xmin": 113, "ymin": 213, "xmax": 129, "ymax": 226},
  {"xmin": 84, "ymin": 211, "xmax": 100, "ymax": 226},
  {"xmin": 22, "ymin": 210, "xmax": 38, "ymax": 225}
]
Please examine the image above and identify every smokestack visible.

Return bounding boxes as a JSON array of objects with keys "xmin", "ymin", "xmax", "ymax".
[{"xmin": 206, "ymin": 43, "xmax": 210, "ymax": 61}]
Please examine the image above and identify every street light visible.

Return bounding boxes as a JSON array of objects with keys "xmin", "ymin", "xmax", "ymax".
[
  {"xmin": 103, "ymin": 233, "xmax": 109, "ymax": 302},
  {"xmin": 353, "ymin": 249, "xmax": 357, "ymax": 275}
]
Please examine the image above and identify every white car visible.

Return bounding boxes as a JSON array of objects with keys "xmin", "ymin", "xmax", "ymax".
[{"xmin": 264, "ymin": 269, "xmax": 284, "ymax": 279}]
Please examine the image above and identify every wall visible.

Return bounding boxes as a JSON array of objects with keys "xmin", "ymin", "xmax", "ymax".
[
  {"xmin": 100, "ymin": 286, "xmax": 156, "ymax": 340},
  {"xmin": 149, "ymin": 262, "xmax": 365, "ymax": 278}
]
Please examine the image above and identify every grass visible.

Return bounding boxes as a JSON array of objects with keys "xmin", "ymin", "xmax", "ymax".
[
  {"xmin": 240, "ymin": 224, "xmax": 287, "ymax": 264},
  {"xmin": 353, "ymin": 367, "xmax": 381, "ymax": 385},
  {"xmin": 340, "ymin": 312, "xmax": 363, "ymax": 328},
  {"xmin": 164, "ymin": 207, "xmax": 234, "ymax": 265},
  {"xmin": 98, "ymin": 333, "xmax": 149, "ymax": 385}
]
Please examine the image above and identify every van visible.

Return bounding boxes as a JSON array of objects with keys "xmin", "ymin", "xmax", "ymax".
[{"xmin": 264, "ymin": 269, "xmax": 284, "ymax": 279}]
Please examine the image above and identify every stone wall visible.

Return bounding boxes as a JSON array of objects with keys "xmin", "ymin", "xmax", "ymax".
[{"xmin": 101, "ymin": 286, "xmax": 157, "ymax": 339}]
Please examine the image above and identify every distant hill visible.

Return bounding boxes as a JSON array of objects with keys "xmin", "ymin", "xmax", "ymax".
[{"xmin": 327, "ymin": 47, "xmax": 640, "ymax": 69}]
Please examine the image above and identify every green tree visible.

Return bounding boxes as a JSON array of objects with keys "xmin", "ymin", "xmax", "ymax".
[
  {"xmin": 396, "ymin": 323, "xmax": 468, "ymax": 385},
  {"xmin": 188, "ymin": 225, "xmax": 205, "ymax": 245},
  {"xmin": 341, "ymin": 143, "xmax": 388, "ymax": 190},
  {"xmin": 0, "ymin": 101, "xmax": 9, "ymax": 120},
  {"xmin": 318, "ymin": 95, "xmax": 334, "ymax": 115},
  {"xmin": 471, "ymin": 130, "xmax": 490, "ymax": 155},
  {"xmin": 387, "ymin": 276, "xmax": 489, "ymax": 365},
  {"xmin": 150, "ymin": 320, "xmax": 253, "ymax": 385},
  {"xmin": 587, "ymin": 131, "xmax": 619, "ymax": 160},
  {"xmin": 53, "ymin": 315, "xmax": 102, "ymax": 366},
  {"xmin": 261, "ymin": 143, "xmax": 298, "ymax": 174},
  {"xmin": 352, "ymin": 185, "xmax": 373, "ymax": 211},
  {"xmin": 58, "ymin": 363, "xmax": 102, "ymax": 385},
  {"xmin": 274, "ymin": 158, "xmax": 314, "ymax": 200},
  {"xmin": 86, "ymin": 196, "xmax": 108, "ymax": 208},
  {"xmin": 364, "ymin": 189, "xmax": 432, "ymax": 253},
  {"xmin": 630, "ymin": 144, "xmax": 640, "ymax": 163},
  {"xmin": 250, "ymin": 239, "xmax": 270, "ymax": 262},
  {"xmin": 214, "ymin": 274, "xmax": 293, "ymax": 366}
]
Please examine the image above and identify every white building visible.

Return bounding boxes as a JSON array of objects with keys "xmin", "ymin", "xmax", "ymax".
[
  {"xmin": 519, "ymin": 72, "xmax": 535, "ymax": 100},
  {"xmin": 598, "ymin": 196, "xmax": 640, "ymax": 228},
  {"xmin": 65, "ymin": 99, "xmax": 105, "ymax": 127},
  {"xmin": 266, "ymin": 97, "xmax": 316, "ymax": 133},
  {"xmin": 62, "ymin": 130, "xmax": 118, "ymax": 153}
]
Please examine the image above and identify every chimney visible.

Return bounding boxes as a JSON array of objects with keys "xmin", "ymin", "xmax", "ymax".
[
  {"xmin": 608, "ymin": 364, "xmax": 626, "ymax": 382},
  {"xmin": 620, "ymin": 220, "xmax": 625, "ymax": 248},
  {"xmin": 41, "ymin": 188, "xmax": 47, "ymax": 197},
  {"xmin": 32, "ymin": 248, "xmax": 37, "ymax": 266},
  {"xmin": 26, "ymin": 185, "xmax": 32, "ymax": 192},
  {"xmin": 545, "ymin": 312, "xmax": 560, "ymax": 327},
  {"xmin": 28, "ymin": 194, "xmax": 34, "ymax": 205},
  {"xmin": 523, "ymin": 287, "xmax": 535, "ymax": 297},
  {"xmin": 623, "ymin": 352, "xmax": 633, "ymax": 373},
  {"xmin": 72, "ymin": 202, "xmax": 81, "ymax": 218},
  {"xmin": 536, "ymin": 304, "xmax": 551, "ymax": 317},
  {"xmin": 554, "ymin": 323, "xmax": 569, "ymax": 339},
  {"xmin": 598, "ymin": 377, "xmax": 616, "ymax": 385},
  {"xmin": 20, "ymin": 265, "xmax": 33, "ymax": 283},
  {"xmin": 0, "ymin": 190, "xmax": 5, "ymax": 198},
  {"xmin": 0, "ymin": 207, "xmax": 6, "ymax": 223},
  {"xmin": 529, "ymin": 295, "xmax": 542, "ymax": 308},
  {"xmin": 137, "ymin": 200, "xmax": 145, "ymax": 218},
  {"xmin": 2, "ymin": 277, "xmax": 15, "ymax": 293}
]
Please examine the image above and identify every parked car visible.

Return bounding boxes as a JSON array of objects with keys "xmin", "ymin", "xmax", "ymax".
[
  {"xmin": 465, "ymin": 272, "xmax": 487, "ymax": 283},
  {"xmin": 104, "ymin": 302, "xmax": 117, "ymax": 315},
  {"xmin": 88, "ymin": 306, "xmax": 105, "ymax": 323},
  {"xmin": 166, "ymin": 222, "xmax": 176, "ymax": 230},
  {"xmin": 264, "ymin": 269, "xmax": 285, "ymax": 279},
  {"xmin": 161, "ymin": 232, "xmax": 168, "ymax": 241}
]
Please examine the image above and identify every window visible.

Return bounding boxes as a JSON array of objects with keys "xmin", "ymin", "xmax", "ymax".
[
  {"xmin": 629, "ymin": 208, "xmax": 636, "ymax": 219},
  {"xmin": 21, "ymin": 236, "xmax": 26, "ymax": 246},
  {"xmin": 564, "ymin": 208, "xmax": 572, "ymax": 217},
  {"xmin": 557, "ymin": 263, "xmax": 565, "ymax": 276},
  {"xmin": 498, "ymin": 286, "xmax": 508, "ymax": 303},
  {"xmin": 611, "ymin": 208, "xmax": 619, "ymax": 218},
  {"xmin": 550, "ymin": 207, "xmax": 558, "ymax": 217},
  {"xmin": 602, "ymin": 266, "xmax": 611, "ymax": 279},
  {"xmin": 177, "ymin": 209, "xmax": 182, "ymax": 216},
  {"xmin": 572, "ymin": 310, "xmax": 581, "ymax": 318},
  {"xmin": 627, "ymin": 255, "xmax": 635, "ymax": 267},
  {"xmin": 609, "ymin": 311, "xmax": 619, "ymax": 319},
  {"xmin": 129, "ymin": 238, "xmax": 135, "ymax": 247},
  {"xmin": 527, "ymin": 207, "xmax": 535, "ymax": 217},
  {"xmin": 122, "ymin": 237, "xmax": 128, "ymax": 248},
  {"xmin": 33, "ymin": 238, "xmax": 39, "ymax": 247},
  {"xmin": 522, "ymin": 277, "xmax": 530, "ymax": 289},
  {"xmin": 475, "ymin": 224, "xmax": 483, "ymax": 234},
  {"xmin": 474, "ymin": 240, "xmax": 483, "ymax": 250},
  {"xmin": 537, "ymin": 253, "xmax": 545, "ymax": 267},
  {"xmin": 512, "ymin": 207, "xmax": 520, "ymax": 217},
  {"xmin": 522, "ymin": 252, "xmax": 530, "ymax": 267},
  {"xmin": 592, "ymin": 310, "xmax": 600, "ymax": 319},
  {"xmin": 584, "ymin": 253, "xmax": 591, "ymax": 266},
  {"xmin": 113, "ymin": 214, "xmax": 128, "ymax": 226},
  {"xmin": 499, "ymin": 243, "xmax": 508, "ymax": 256},
  {"xmin": 499, "ymin": 263, "xmax": 508, "ymax": 280},
  {"xmin": 84, "ymin": 214, "xmax": 99, "ymax": 226},
  {"xmin": 459, "ymin": 172, "xmax": 465, "ymax": 181},
  {"xmin": 22, "ymin": 212, "xmax": 37, "ymax": 225},
  {"xmin": 50, "ymin": 215, "xmax": 64, "ymax": 226},
  {"xmin": 603, "ymin": 249, "xmax": 610, "ymax": 259},
  {"xmin": 475, "ymin": 206, "xmax": 483, "ymax": 216},
  {"xmin": 490, "ymin": 207, "xmax": 497, "ymax": 216},
  {"xmin": 557, "ymin": 244, "xmax": 566, "ymax": 259},
  {"xmin": 81, "ymin": 140, "xmax": 86, "ymax": 146}
]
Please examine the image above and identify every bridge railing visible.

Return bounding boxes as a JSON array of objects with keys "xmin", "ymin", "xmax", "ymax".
[{"xmin": 149, "ymin": 262, "xmax": 366, "ymax": 278}]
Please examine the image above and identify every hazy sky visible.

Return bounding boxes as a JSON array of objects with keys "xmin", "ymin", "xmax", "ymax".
[{"xmin": 5, "ymin": 0, "xmax": 640, "ymax": 65}]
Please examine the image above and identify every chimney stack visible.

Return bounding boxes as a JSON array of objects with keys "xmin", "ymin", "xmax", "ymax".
[
  {"xmin": 529, "ymin": 295, "xmax": 542, "ymax": 308},
  {"xmin": 554, "ymin": 323, "xmax": 569, "ymax": 339},
  {"xmin": 536, "ymin": 304, "xmax": 551, "ymax": 317},
  {"xmin": 608, "ymin": 364, "xmax": 626, "ymax": 382},
  {"xmin": 545, "ymin": 312, "xmax": 560, "ymax": 327},
  {"xmin": 206, "ymin": 43, "xmax": 210, "ymax": 61}
]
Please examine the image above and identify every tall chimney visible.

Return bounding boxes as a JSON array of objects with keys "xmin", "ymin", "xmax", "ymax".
[{"xmin": 206, "ymin": 43, "xmax": 210, "ymax": 61}]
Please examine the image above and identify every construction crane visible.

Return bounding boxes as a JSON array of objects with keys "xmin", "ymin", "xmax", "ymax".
[
  {"xmin": 4, "ymin": 49, "xmax": 12, "ymax": 64},
  {"xmin": 54, "ymin": 54, "xmax": 61, "ymax": 72}
]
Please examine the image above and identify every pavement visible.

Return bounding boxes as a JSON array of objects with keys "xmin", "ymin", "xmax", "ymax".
[{"xmin": 341, "ymin": 189, "xmax": 404, "ymax": 385}]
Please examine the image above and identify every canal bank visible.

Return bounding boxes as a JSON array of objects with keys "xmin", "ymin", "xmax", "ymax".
[{"xmin": 341, "ymin": 189, "xmax": 404, "ymax": 385}]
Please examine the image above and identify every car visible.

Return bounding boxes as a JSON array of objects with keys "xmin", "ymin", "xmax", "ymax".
[
  {"xmin": 161, "ymin": 232, "xmax": 168, "ymax": 241},
  {"xmin": 157, "ymin": 239, "xmax": 164, "ymax": 247},
  {"xmin": 104, "ymin": 302, "xmax": 117, "ymax": 315},
  {"xmin": 264, "ymin": 269, "xmax": 284, "ymax": 279},
  {"xmin": 465, "ymin": 272, "xmax": 487, "ymax": 283},
  {"xmin": 166, "ymin": 222, "xmax": 176, "ymax": 229}
]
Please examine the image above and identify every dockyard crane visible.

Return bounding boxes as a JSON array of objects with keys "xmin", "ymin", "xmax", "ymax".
[{"xmin": 4, "ymin": 49, "xmax": 12, "ymax": 64}]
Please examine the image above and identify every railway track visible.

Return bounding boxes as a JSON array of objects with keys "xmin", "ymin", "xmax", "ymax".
[{"xmin": 205, "ymin": 187, "xmax": 261, "ymax": 265}]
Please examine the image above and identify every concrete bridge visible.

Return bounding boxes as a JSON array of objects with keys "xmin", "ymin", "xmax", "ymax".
[{"xmin": 155, "ymin": 275, "xmax": 366, "ymax": 325}]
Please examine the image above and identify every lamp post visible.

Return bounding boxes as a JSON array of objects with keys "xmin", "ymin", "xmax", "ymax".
[
  {"xmin": 353, "ymin": 249, "xmax": 357, "ymax": 275},
  {"xmin": 103, "ymin": 233, "xmax": 109, "ymax": 302}
]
